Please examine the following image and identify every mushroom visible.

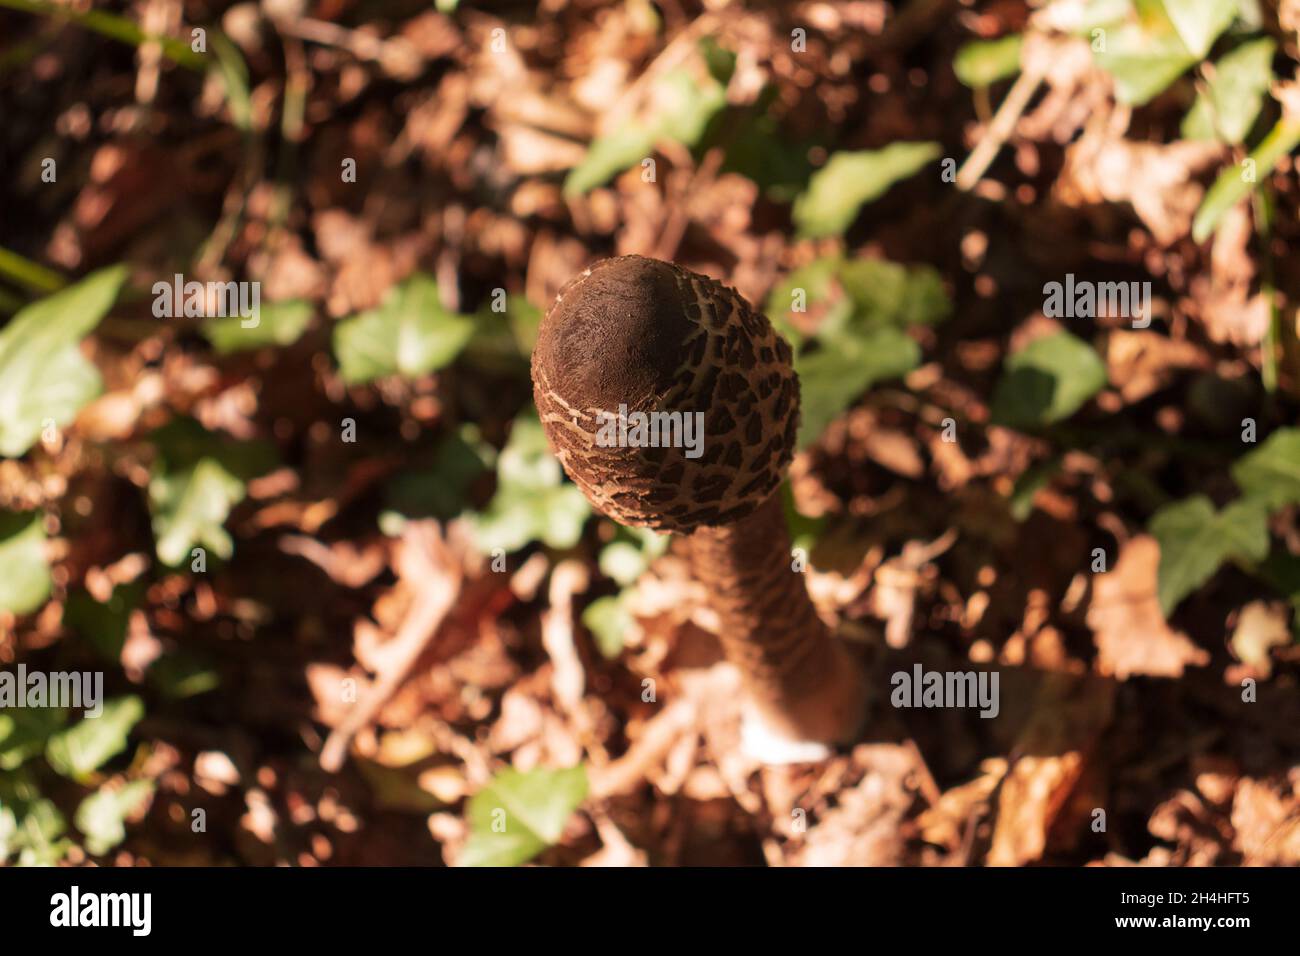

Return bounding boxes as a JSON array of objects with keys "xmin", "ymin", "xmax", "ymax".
[{"xmin": 531, "ymin": 255, "xmax": 866, "ymax": 757}]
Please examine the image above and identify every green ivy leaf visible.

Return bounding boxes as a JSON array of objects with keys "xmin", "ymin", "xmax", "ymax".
[
  {"xmin": 75, "ymin": 780, "xmax": 153, "ymax": 856},
  {"xmin": 6, "ymin": 796, "xmax": 70, "ymax": 866},
  {"xmin": 333, "ymin": 275, "xmax": 475, "ymax": 384},
  {"xmin": 564, "ymin": 58, "xmax": 729, "ymax": 197},
  {"xmin": 0, "ymin": 512, "xmax": 51, "ymax": 615},
  {"xmin": 767, "ymin": 256, "xmax": 949, "ymax": 446},
  {"xmin": 205, "ymin": 299, "xmax": 313, "ymax": 354},
  {"xmin": 1094, "ymin": 16, "xmax": 1197, "ymax": 106},
  {"xmin": 582, "ymin": 593, "xmax": 634, "ymax": 659},
  {"xmin": 1162, "ymin": 0, "xmax": 1238, "ymax": 58},
  {"xmin": 598, "ymin": 526, "xmax": 668, "ymax": 587},
  {"xmin": 45, "ymin": 696, "xmax": 145, "ymax": 780},
  {"xmin": 1182, "ymin": 38, "xmax": 1275, "ymax": 144},
  {"xmin": 381, "ymin": 427, "xmax": 493, "ymax": 534},
  {"xmin": 0, "ymin": 265, "xmax": 126, "ymax": 457},
  {"xmin": 147, "ymin": 418, "xmax": 276, "ymax": 566},
  {"xmin": 793, "ymin": 142, "xmax": 941, "ymax": 238},
  {"xmin": 0, "ymin": 707, "xmax": 67, "ymax": 771},
  {"xmin": 1192, "ymin": 118, "xmax": 1300, "ymax": 243},
  {"xmin": 954, "ymin": 35, "xmax": 1023, "ymax": 88},
  {"xmin": 470, "ymin": 412, "xmax": 591, "ymax": 553},
  {"xmin": 458, "ymin": 765, "xmax": 588, "ymax": 867},
  {"xmin": 990, "ymin": 331, "xmax": 1108, "ymax": 429},
  {"xmin": 797, "ymin": 329, "xmax": 919, "ymax": 448},
  {"xmin": 64, "ymin": 582, "xmax": 143, "ymax": 660},
  {"xmin": 1150, "ymin": 495, "xmax": 1269, "ymax": 614},
  {"xmin": 1232, "ymin": 427, "xmax": 1300, "ymax": 510}
]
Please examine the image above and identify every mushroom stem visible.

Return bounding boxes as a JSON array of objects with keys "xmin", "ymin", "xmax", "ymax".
[{"xmin": 689, "ymin": 492, "xmax": 866, "ymax": 747}]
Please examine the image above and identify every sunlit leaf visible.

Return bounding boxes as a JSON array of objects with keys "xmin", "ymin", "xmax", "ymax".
[
  {"xmin": 0, "ymin": 265, "xmax": 126, "ymax": 457},
  {"xmin": 793, "ymin": 142, "xmax": 941, "ymax": 238},
  {"xmin": 75, "ymin": 780, "xmax": 153, "ymax": 856},
  {"xmin": 0, "ymin": 512, "xmax": 50, "ymax": 615},
  {"xmin": 1192, "ymin": 118, "xmax": 1300, "ymax": 242},
  {"xmin": 470, "ymin": 412, "xmax": 591, "ymax": 553},
  {"xmin": 1162, "ymin": 0, "xmax": 1238, "ymax": 58},
  {"xmin": 990, "ymin": 331, "xmax": 1107, "ymax": 429},
  {"xmin": 45, "ymin": 696, "xmax": 145, "ymax": 780},
  {"xmin": 954, "ymin": 35, "xmax": 1023, "ymax": 87},
  {"xmin": 1150, "ymin": 495, "xmax": 1268, "ymax": 614},
  {"xmin": 458, "ymin": 765, "xmax": 587, "ymax": 867},
  {"xmin": 1094, "ymin": 20, "xmax": 1196, "ymax": 105},
  {"xmin": 1182, "ymin": 38, "xmax": 1275, "ymax": 144},
  {"xmin": 147, "ymin": 418, "xmax": 276, "ymax": 567},
  {"xmin": 1232, "ymin": 427, "xmax": 1300, "ymax": 510},
  {"xmin": 564, "ymin": 58, "xmax": 729, "ymax": 196},
  {"xmin": 582, "ymin": 594, "xmax": 633, "ymax": 659},
  {"xmin": 797, "ymin": 329, "xmax": 919, "ymax": 447},
  {"xmin": 333, "ymin": 274, "xmax": 474, "ymax": 384},
  {"xmin": 205, "ymin": 299, "xmax": 313, "ymax": 354}
]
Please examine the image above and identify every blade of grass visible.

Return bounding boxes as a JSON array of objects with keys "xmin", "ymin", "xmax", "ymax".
[
  {"xmin": 0, "ymin": 0, "xmax": 205, "ymax": 70},
  {"xmin": 1253, "ymin": 185, "xmax": 1279, "ymax": 393},
  {"xmin": 1192, "ymin": 117, "xmax": 1300, "ymax": 242},
  {"xmin": 0, "ymin": 247, "xmax": 64, "ymax": 293}
]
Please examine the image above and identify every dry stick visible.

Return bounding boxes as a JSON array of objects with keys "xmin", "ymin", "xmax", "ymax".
[
  {"xmin": 955, "ymin": 64, "xmax": 1046, "ymax": 192},
  {"xmin": 319, "ymin": 528, "xmax": 462, "ymax": 772},
  {"xmin": 532, "ymin": 256, "xmax": 867, "ymax": 748}
]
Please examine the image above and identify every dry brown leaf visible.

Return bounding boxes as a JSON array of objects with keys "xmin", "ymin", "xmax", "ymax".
[
  {"xmin": 1229, "ymin": 601, "xmax": 1291, "ymax": 679},
  {"xmin": 1088, "ymin": 536, "xmax": 1210, "ymax": 679},
  {"xmin": 1057, "ymin": 121, "xmax": 1223, "ymax": 246},
  {"xmin": 1231, "ymin": 778, "xmax": 1300, "ymax": 865}
]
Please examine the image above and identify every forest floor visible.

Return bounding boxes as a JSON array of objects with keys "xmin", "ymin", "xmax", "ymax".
[{"xmin": 2, "ymin": 0, "xmax": 1300, "ymax": 867}]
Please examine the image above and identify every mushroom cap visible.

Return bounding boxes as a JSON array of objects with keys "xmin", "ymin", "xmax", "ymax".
[{"xmin": 531, "ymin": 255, "xmax": 800, "ymax": 533}]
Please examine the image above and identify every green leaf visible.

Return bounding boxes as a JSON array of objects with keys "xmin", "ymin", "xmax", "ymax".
[
  {"xmin": 147, "ymin": 418, "xmax": 276, "ymax": 566},
  {"xmin": 954, "ymin": 35, "xmax": 1023, "ymax": 87},
  {"xmin": 796, "ymin": 329, "xmax": 919, "ymax": 447},
  {"xmin": 766, "ymin": 256, "xmax": 950, "ymax": 347},
  {"xmin": 1182, "ymin": 38, "xmax": 1275, "ymax": 144},
  {"xmin": 0, "ymin": 707, "xmax": 67, "ymax": 770},
  {"xmin": 0, "ymin": 512, "xmax": 50, "ymax": 614},
  {"xmin": 1150, "ymin": 495, "xmax": 1269, "ymax": 614},
  {"xmin": 564, "ymin": 59, "xmax": 729, "ymax": 196},
  {"xmin": 148, "ymin": 652, "xmax": 220, "ymax": 699},
  {"xmin": 765, "ymin": 257, "xmax": 854, "ymax": 347},
  {"xmin": 470, "ymin": 412, "xmax": 591, "ymax": 553},
  {"xmin": 1232, "ymin": 427, "xmax": 1300, "ymax": 509},
  {"xmin": 990, "ymin": 331, "xmax": 1107, "ymax": 429},
  {"xmin": 0, "ymin": 265, "xmax": 126, "ymax": 457},
  {"xmin": 382, "ymin": 427, "xmax": 492, "ymax": 532},
  {"xmin": 1192, "ymin": 118, "xmax": 1300, "ymax": 242},
  {"xmin": 458, "ymin": 765, "xmax": 588, "ymax": 867},
  {"xmin": 1094, "ymin": 20, "xmax": 1197, "ymax": 105},
  {"xmin": 8, "ymin": 797, "xmax": 70, "ymax": 866},
  {"xmin": 332, "ymin": 275, "xmax": 475, "ymax": 384},
  {"xmin": 0, "ymin": 805, "xmax": 14, "ymax": 860},
  {"xmin": 1162, "ymin": 0, "xmax": 1238, "ymax": 58},
  {"xmin": 719, "ymin": 104, "xmax": 815, "ymax": 203},
  {"xmin": 598, "ymin": 526, "xmax": 668, "ymax": 586},
  {"xmin": 582, "ymin": 594, "xmax": 633, "ymax": 659},
  {"xmin": 205, "ymin": 299, "xmax": 313, "ymax": 354},
  {"xmin": 1009, "ymin": 458, "xmax": 1061, "ymax": 522},
  {"xmin": 64, "ymin": 582, "xmax": 142, "ymax": 660},
  {"xmin": 45, "ymin": 696, "xmax": 145, "ymax": 780},
  {"xmin": 766, "ymin": 255, "xmax": 949, "ymax": 445},
  {"xmin": 793, "ymin": 142, "xmax": 941, "ymax": 238},
  {"xmin": 75, "ymin": 780, "xmax": 153, "ymax": 856}
]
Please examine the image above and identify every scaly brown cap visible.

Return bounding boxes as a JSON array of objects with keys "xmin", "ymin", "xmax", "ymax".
[{"xmin": 531, "ymin": 255, "xmax": 800, "ymax": 533}]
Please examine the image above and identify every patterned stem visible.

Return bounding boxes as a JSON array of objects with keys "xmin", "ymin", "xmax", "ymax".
[{"xmin": 688, "ymin": 493, "xmax": 866, "ymax": 744}]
